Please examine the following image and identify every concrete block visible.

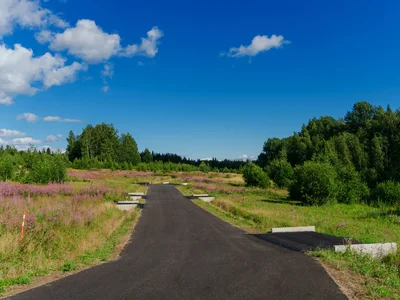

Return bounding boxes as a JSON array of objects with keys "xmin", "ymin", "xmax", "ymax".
[
  {"xmin": 128, "ymin": 192, "xmax": 145, "ymax": 196},
  {"xmin": 193, "ymin": 194, "xmax": 209, "ymax": 197},
  {"xmin": 181, "ymin": 183, "xmax": 188, "ymax": 186},
  {"xmin": 118, "ymin": 200, "xmax": 139, "ymax": 204},
  {"xmin": 163, "ymin": 182, "xmax": 169, "ymax": 185},
  {"xmin": 272, "ymin": 226, "xmax": 315, "ymax": 233},
  {"xmin": 129, "ymin": 196, "xmax": 142, "ymax": 201},
  {"xmin": 116, "ymin": 201, "xmax": 139, "ymax": 211},
  {"xmin": 334, "ymin": 243, "xmax": 397, "ymax": 258},
  {"xmin": 198, "ymin": 197, "xmax": 215, "ymax": 203}
]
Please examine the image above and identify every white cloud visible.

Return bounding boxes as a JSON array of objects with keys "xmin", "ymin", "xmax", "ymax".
[
  {"xmin": 0, "ymin": 138, "xmax": 8, "ymax": 145},
  {"xmin": 237, "ymin": 154, "xmax": 249, "ymax": 160},
  {"xmin": 12, "ymin": 137, "xmax": 41, "ymax": 144},
  {"xmin": 0, "ymin": 128, "xmax": 26, "ymax": 137},
  {"xmin": 43, "ymin": 116, "xmax": 82, "ymax": 122},
  {"xmin": 49, "ymin": 20, "xmax": 163, "ymax": 64},
  {"xmin": 101, "ymin": 62, "xmax": 113, "ymax": 79},
  {"xmin": 45, "ymin": 134, "xmax": 62, "ymax": 143},
  {"xmin": 43, "ymin": 61, "xmax": 87, "ymax": 88},
  {"xmin": 223, "ymin": 34, "xmax": 289, "ymax": 57},
  {"xmin": 50, "ymin": 19, "xmax": 121, "ymax": 63},
  {"xmin": 0, "ymin": 0, "xmax": 68, "ymax": 38},
  {"xmin": 0, "ymin": 43, "xmax": 86, "ymax": 104},
  {"xmin": 101, "ymin": 62, "xmax": 113, "ymax": 92},
  {"xmin": 200, "ymin": 157, "xmax": 212, "ymax": 161},
  {"xmin": 121, "ymin": 26, "xmax": 163, "ymax": 58},
  {"xmin": 16, "ymin": 112, "xmax": 39, "ymax": 122},
  {"xmin": 35, "ymin": 29, "xmax": 54, "ymax": 44},
  {"xmin": 0, "ymin": 91, "xmax": 13, "ymax": 105}
]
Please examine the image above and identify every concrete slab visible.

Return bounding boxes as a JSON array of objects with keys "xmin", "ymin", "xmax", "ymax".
[
  {"xmin": 334, "ymin": 243, "xmax": 397, "ymax": 258},
  {"xmin": 272, "ymin": 226, "xmax": 315, "ymax": 233},
  {"xmin": 193, "ymin": 194, "xmax": 209, "ymax": 197},
  {"xmin": 118, "ymin": 200, "xmax": 140, "ymax": 204},
  {"xmin": 116, "ymin": 204, "xmax": 137, "ymax": 211},
  {"xmin": 181, "ymin": 183, "xmax": 188, "ymax": 186},
  {"xmin": 129, "ymin": 196, "xmax": 142, "ymax": 201},
  {"xmin": 163, "ymin": 182, "xmax": 169, "ymax": 185},
  {"xmin": 128, "ymin": 192, "xmax": 145, "ymax": 196},
  {"xmin": 116, "ymin": 201, "xmax": 139, "ymax": 211},
  {"xmin": 198, "ymin": 197, "xmax": 215, "ymax": 203}
]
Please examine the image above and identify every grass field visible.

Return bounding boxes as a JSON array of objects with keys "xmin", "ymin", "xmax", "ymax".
[{"xmin": 0, "ymin": 169, "xmax": 146, "ymax": 295}]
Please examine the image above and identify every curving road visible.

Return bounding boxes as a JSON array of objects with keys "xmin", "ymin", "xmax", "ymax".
[{"xmin": 9, "ymin": 185, "xmax": 346, "ymax": 300}]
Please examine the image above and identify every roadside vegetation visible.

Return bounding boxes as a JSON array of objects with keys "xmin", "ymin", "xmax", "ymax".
[{"xmin": 0, "ymin": 169, "xmax": 144, "ymax": 296}]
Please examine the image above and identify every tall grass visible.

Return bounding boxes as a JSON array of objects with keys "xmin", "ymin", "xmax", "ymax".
[{"xmin": 0, "ymin": 179, "xmax": 138, "ymax": 294}]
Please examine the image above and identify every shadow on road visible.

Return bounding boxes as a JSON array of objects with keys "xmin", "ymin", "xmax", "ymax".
[{"xmin": 249, "ymin": 232, "xmax": 361, "ymax": 252}]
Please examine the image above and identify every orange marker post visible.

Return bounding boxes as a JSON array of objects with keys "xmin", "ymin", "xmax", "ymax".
[{"xmin": 20, "ymin": 211, "xmax": 26, "ymax": 244}]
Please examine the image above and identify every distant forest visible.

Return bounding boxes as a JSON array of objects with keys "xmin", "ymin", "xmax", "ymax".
[
  {"xmin": 258, "ymin": 101, "xmax": 400, "ymax": 186},
  {"xmin": 65, "ymin": 123, "xmax": 246, "ymax": 172},
  {"xmin": 255, "ymin": 101, "xmax": 400, "ymax": 206}
]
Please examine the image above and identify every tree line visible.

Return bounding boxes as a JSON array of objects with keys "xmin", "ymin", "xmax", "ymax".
[
  {"xmin": 252, "ymin": 101, "xmax": 400, "ymax": 207},
  {"xmin": 66, "ymin": 123, "xmax": 246, "ymax": 172}
]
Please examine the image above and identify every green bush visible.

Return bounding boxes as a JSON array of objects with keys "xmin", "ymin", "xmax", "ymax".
[
  {"xmin": 336, "ymin": 166, "xmax": 369, "ymax": 204},
  {"xmin": 242, "ymin": 162, "xmax": 270, "ymax": 188},
  {"xmin": 290, "ymin": 161, "xmax": 337, "ymax": 205},
  {"xmin": 26, "ymin": 155, "xmax": 67, "ymax": 184},
  {"xmin": 0, "ymin": 153, "xmax": 15, "ymax": 181},
  {"xmin": 199, "ymin": 162, "xmax": 211, "ymax": 173},
  {"xmin": 266, "ymin": 159, "xmax": 294, "ymax": 188},
  {"xmin": 371, "ymin": 181, "xmax": 400, "ymax": 207}
]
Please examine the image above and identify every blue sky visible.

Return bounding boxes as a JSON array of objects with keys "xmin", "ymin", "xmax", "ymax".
[{"xmin": 1, "ymin": 0, "xmax": 400, "ymax": 160}]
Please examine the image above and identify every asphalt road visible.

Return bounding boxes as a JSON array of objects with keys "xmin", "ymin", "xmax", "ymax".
[{"xmin": 9, "ymin": 185, "xmax": 346, "ymax": 300}]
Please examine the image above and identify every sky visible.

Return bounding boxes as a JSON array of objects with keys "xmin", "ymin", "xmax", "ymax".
[{"xmin": 1, "ymin": 0, "xmax": 400, "ymax": 160}]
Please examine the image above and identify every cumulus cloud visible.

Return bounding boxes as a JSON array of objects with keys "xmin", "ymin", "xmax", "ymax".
[
  {"xmin": 48, "ymin": 20, "xmax": 163, "ymax": 63},
  {"xmin": 222, "ymin": 34, "xmax": 289, "ymax": 57},
  {"xmin": 11, "ymin": 137, "xmax": 40, "ymax": 144},
  {"xmin": 50, "ymin": 19, "xmax": 121, "ymax": 63},
  {"xmin": 121, "ymin": 26, "xmax": 163, "ymax": 58},
  {"xmin": 0, "ymin": 0, "xmax": 68, "ymax": 38},
  {"xmin": 0, "ymin": 128, "xmax": 26, "ymax": 137},
  {"xmin": 0, "ymin": 43, "xmax": 86, "ymax": 104},
  {"xmin": 0, "ymin": 91, "xmax": 13, "ymax": 105},
  {"xmin": 16, "ymin": 112, "xmax": 39, "ymax": 122},
  {"xmin": 102, "ymin": 85, "xmax": 109, "ymax": 93},
  {"xmin": 43, "ymin": 116, "xmax": 81, "ymax": 123},
  {"xmin": 35, "ymin": 29, "xmax": 54, "ymax": 44},
  {"xmin": 45, "ymin": 134, "xmax": 62, "ymax": 142}
]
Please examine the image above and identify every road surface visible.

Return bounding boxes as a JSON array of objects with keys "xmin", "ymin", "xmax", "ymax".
[{"xmin": 9, "ymin": 185, "xmax": 346, "ymax": 300}]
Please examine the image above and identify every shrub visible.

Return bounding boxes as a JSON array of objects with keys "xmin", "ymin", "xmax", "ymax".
[
  {"xmin": 336, "ymin": 166, "xmax": 370, "ymax": 204},
  {"xmin": 242, "ymin": 162, "xmax": 270, "ymax": 188},
  {"xmin": 199, "ymin": 162, "xmax": 211, "ymax": 173},
  {"xmin": 371, "ymin": 181, "xmax": 400, "ymax": 207},
  {"xmin": 26, "ymin": 155, "xmax": 67, "ymax": 184},
  {"xmin": 0, "ymin": 153, "xmax": 15, "ymax": 181},
  {"xmin": 266, "ymin": 159, "xmax": 294, "ymax": 188},
  {"xmin": 290, "ymin": 161, "xmax": 337, "ymax": 205}
]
